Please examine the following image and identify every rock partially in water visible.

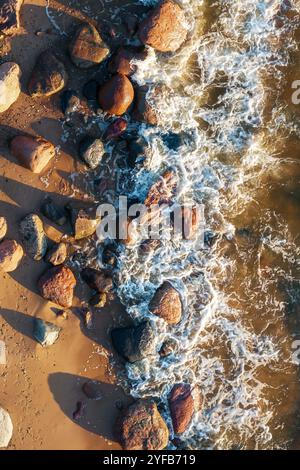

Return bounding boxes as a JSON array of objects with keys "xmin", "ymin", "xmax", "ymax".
[
  {"xmin": 33, "ymin": 318, "xmax": 61, "ymax": 347},
  {"xmin": 123, "ymin": 13, "xmax": 138, "ymax": 37},
  {"xmin": 161, "ymin": 132, "xmax": 183, "ymax": 151},
  {"xmin": 89, "ymin": 292, "xmax": 107, "ymax": 308},
  {"xmin": 10, "ymin": 135, "xmax": 55, "ymax": 174},
  {"xmin": 40, "ymin": 197, "xmax": 67, "ymax": 226},
  {"xmin": 132, "ymin": 85, "xmax": 159, "ymax": 125},
  {"xmin": 149, "ymin": 281, "xmax": 182, "ymax": 325},
  {"xmin": 0, "ymin": 0, "xmax": 23, "ymax": 35},
  {"xmin": 138, "ymin": 0, "xmax": 188, "ymax": 52},
  {"xmin": 168, "ymin": 383, "xmax": 194, "ymax": 434},
  {"xmin": 108, "ymin": 47, "xmax": 146, "ymax": 77},
  {"xmin": 69, "ymin": 23, "xmax": 109, "ymax": 69},
  {"xmin": 127, "ymin": 136, "xmax": 148, "ymax": 167},
  {"xmin": 159, "ymin": 338, "xmax": 178, "ymax": 358},
  {"xmin": 0, "ymin": 62, "xmax": 21, "ymax": 113},
  {"xmin": 81, "ymin": 267, "xmax": 113, "ymax": 293},
  {"xmin": 0, "ymin": 239, "xmax": 23, "ymax": 272},
  {"xmin": 19, "ymin": 214, "xmax": 47, "ymax": 261},
  {"xmin": 111, "ymin": 320, "xmax": 155, "ymax": 363},
  {"xmin": 78, "ymin": 136, "xmax": 105, "ymax": 169},
  {"xmin": 46, "ymin": 242, "xmax": 67, "ymax": 266},
  {"xmin": 82, "ymin": 380, "xmax": 103, "ymax": 400},
  {"xmin": 104, "ymin": 118, "xmax": 127, "ymax": 141},
  {"xmin": 144, "ymin": 169, "xmax": 177, "ymax": 207},
  {"xmin": 28, "ymin": 51, "xmax": 68, "ymax": 97},
  {"xmin": 98, "ymin": 73, "xmax": 134, "ymax": 116},
  {"xmin": 0, "ymin": 216, "xmax": 7, "ymax": 241},
  {"xmin": 0, "ymin": 407, "xmax": 13, "ymax": 448},
  {"xmin": 61, "ymin": 89, "xmax": 81, "ymax": 115},
  {"xmin": 38, "ymin": 266, "xmax": 76, "ymax": 308},
  {"xmin": 66, "ymin": 204, "xmax": 100, "ymax": 240},
  {"xmin": 82, "ymin": 79, "xmax": 98, "ymax": 101},
  {"xmin": 116, "ymin": 400, "xmax": 169, "ymax": 450}
]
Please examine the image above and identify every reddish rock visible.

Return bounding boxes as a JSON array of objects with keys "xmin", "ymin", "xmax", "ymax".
[
  {"xmin": 38, "ymin": 266, "xmax": 76, "ymax": 308},
  {"xmin": 98, "ymin": 73, "xmax": 134, "ymax": 116},
  {"xmin": 108, "ymin": 47, "xmax": 146, "ymax": 77},
  {"xmin": 28, "ymin": 51, "xmax": 68, "ymax": 97},
  {"xmin": 0, "ymin": 0, "xmax": 23, "ymax": 35},
  {"xmin": 116, "ymin": 400, "xmax": 169, "ymax": 450},
  {"xmin": 149, "ymin": 281, "xmax": 182, "ymax": 324},
  {"xmin": 81, "ymin": 267, "xmax": 113, "ymax": 293},
  {"xmin": 144, "ymin": 169, "xmax": 177, "ymax": 207},
  {"xmin": 132, "ymin": 85, "xmax": 159, "ymax": 125},
  {"xmin": 138, "ymin": 0, "xmax": 188, "ymax": 52},
  {"xmin": 168, "ymin": 384, "xmax": 194, "ymax": 434},
  {"xmin": 0, "ymin": 239, "xmax": 23, "ymax": 272},
  {"xmin": 104, "ymin": 118, "xmax": 127, "ymax": 140},
  {"xmin": 69, "ymin": 23, "xmax": 109, "ymax": 69},
  {"xmin": 10, "ymin": 135, "xmax": 55, "ymax": 173}
]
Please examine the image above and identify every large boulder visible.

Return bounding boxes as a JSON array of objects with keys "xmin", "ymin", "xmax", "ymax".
[
  {"xmin": 0, "ymin": 62, "xmax": 21, "ymax": 113},
  {"xmin": 38, "ymin": 266, "xmax": 76, "ymax": 308},
  {"xmin": 33, "ymin": 318, "xmax": 61, "ymax": 347},
  {"xmin": 138, "ymin": 0, "xmax": 188, "ymax": 52},
  {"xmin": 168, "ymin": 383, "xmax": 194, "ymax": 434},
  {"xmin": 149, "ymin": 281, "xmax": 182, "ymax": 324},
  {"xmin": 10, "ymin": 135, "xmax": 55, "ymax": 174},
  {"xmin": 0, "ymin": 239, "xmax": 23, "ymax": 272},
  {"xmin": 116, "ymin": 400, "xmax": 169, "ymax": 450},
  {"xmin": 69, "ymin": 23, "xmax": 109, "ymax": 68},
  {"xmin": 28, "ymin": 51, "xmax": 68, "ymax": 97},
  {"xmin": 19, "ymin": 213, "xmax": 47, "ymax": 261},
  {"xmin": 0, "ymin": 0, "xmax": 23, "ymax": 35},
  {"xmin": 0, "ymin": 407, "xmax": 13, "ymax": 448},
  {"xmin": 98, "ymin": 73, "xmax": 134, "ymax": 116},
  {"xmin": 111, "ymin": 320, "xmax": 155, "ymax": 363}
]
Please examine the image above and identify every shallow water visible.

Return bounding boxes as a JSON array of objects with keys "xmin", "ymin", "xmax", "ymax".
[{"xmin": 113, "ymin": 0, "xmax": 300, "ymax": 450}]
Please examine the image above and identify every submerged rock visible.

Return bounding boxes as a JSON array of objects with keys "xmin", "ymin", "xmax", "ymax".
[
  {"xmin": 78, "ymin": 137, "xmax": 105, "ymax": 169},
  {"xmin": 108, "ymin": 47, "xmax": 146, "ymax": 76},
  {"xmin": 103, "ymin": 118, "xmax": 127, "ymax": 141},
  {"xmin": 98, "ymin": 73, "xmax": 134, "ymax": 116},
  {"xmin": 81, "ymin": 267, "xmax": 113, "ymax": 293},
  {"xmin": 0, "ymin": 62, "xmax": 21, "ymax": 113},
  {"xmin": 0, "ymin": 239, "xmax": 23, "ymax": 272},
  {"xmin": 138, "ymin": 0, "xmax": 188, "ymax": 52},
  {"xmin": 0, "ymin": 0, "xmax": 23, "ymax": 35},
  {"xmin": 132, "ymin": 85, "xmax": 159, "ymax": 125},
  {"xmin": 33, "ymin": 318, "xmax": 61, "ymax": 347},
  {"xmin": 0, "ymin": 217, "xmax": 7, "ymax": 241},
  {"xmin": 69, "ymin": 23, "xmax": 109, "ymax": 69},
  {"xmin": 40, "ymin": 197, "xmax": 67, "ymax": 226},
  {"xmin": 19, "ymin": 213, "xmax": 47, "ymax": 261},
  {"xmin": 10, "ymin": 135, "xmax": 55, "ymax": 173},
  {"xmin": 111, "ymin": 320, "xmax": 155, "ymax": 363},
  {"xmin": 82, "ymin": 79, "xmax": 98, "ymax": 101},
  {"xmin": 28, "ymin": 51, "xmax": 68, "ymax": 97},
  {"xmin": 0, "ymin": 407, "xmax": 13, "ymax": 448},
  {"xmin": 38, "ymin": 266, "xmax": 76, "ymax": 308},
  {"xmin": 46, "ymin": 242, "xmax": 67, "ymax": 266},
  {"xmin": 159, "ymin": 338, "xmax": 178, "ymax": 357},
  {"xmin": 144, "ymin": 169, "xmax": 177, "ymax": 207},
  {"xmin": 116, "ymin": 400, "xmax": 169, "ymax": 450},
  {"xmin": 168, "ymin": 383, "xmax": 194, "ymax": 434},
  {"xmin": 149, "ymin": 281, "xmax": 182, "ymax": 324}
]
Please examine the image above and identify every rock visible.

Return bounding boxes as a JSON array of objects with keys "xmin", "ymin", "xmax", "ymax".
[
  {"xmin": 10, "ymin": 135, "xmax": 55, "ymax": 173},
  {"xmin": 0, "ymin": 239, "xmax": 23, "ymax": 272},
  {"xmin": 82, "ymin": 380, "xmax": 103, "ymax": 400},
  {"xmin": 111, "ymin": 320, "xmax": 155, "ymax": 363},
  {"xmin": 28, "ymin": 51, "xmax": 68, "ymax": 97},
  {"xmin": 69, "ymin": 23, "xmax": 109, "ymax": 69},
  {"xmin": 123, "ymin": 13, "xmax": 138, "ymax": 36},
  {"xmin": 61, "ymin": 89, "xmax": 81, "ymax": 115},
  {"xmin": 46, "ymin": 242, "xmax": 67, "ymax": 266},
  {"xmin": 89, "ymin": 292, "xmax": 107, "ymax": 308},
  {"xmin": 0, "ymin": 407, "xmax": 13, "ymax": 448},
  {"xmin": 0, "ymin": 0, "xmax": 23, "ymax": 35},
  {"xmin": 80, "ymin": 308, "xmax": 93, "ymax": 329},
  {"xmin": 82, "ymin": 79, "xmax": 98, "ymax": 101},
  {"xmin": 139, "ymin": 239, "xmax": 161, "ymax": 255},
  {"xmin": 168, "ymin": 383, "xmax": 194, "ymax": 434},
  {"xmin": 149, "ymin": 281, "xmax": 182, "ymax": 324},
  {"xmin": 33, "ymin": 318, "xmax": 61, "ymax": 347},
  {"xmin": 40, "ymin": 197, "xmax": 67, "ymax": 226},
  {"xmin": 108, "ymin": 47, "xmax": 146, "ymax": 77},
  {"xmin": 116, "ymin": 400, "xmax": 169, "ymax": 450},
  {"xmin": 161, "ymin": 132, "xmax": 183, "ymax": 150},
  {"xmin": 0, "ymin": 216, "xmax": 7, "ymax": 241},
  {"xmin": 103, "ymin": 118, "xmax": 127, "ymax": 140},
  {"xmin": 102, "ymin": 244, "xmax": 118, "ymax": 267},
  {"xmin": 159, "ymin": 338, "xmax": 178, "ymax": 357},
  {"xmin": 81, "ymin": 267, "xmax": 113, "ymax": 293},
  {"xmin": 0, "ymin": 340, "xmax": 6, "ymax": 365},
  {"xmin": 138, "ymin": 0, "xmax": 188, "ymax": 52},
  {"xmin": 78, "ymin": 137, "xmax": 105, "ymax": 169},
  {"xmin": 144, "ymin": 169, "xmax": 177, "ymax": 207},
  {"xmin": 0, "ymin": 62, "xmax": 21, "ymax": 113},
  {"xmin": 19, "ymin": 214, "xmax": 47, "ymax": 261},
  {"xmin": 98, "ymin": 73, "xmax": 134, "ymax": 116},
  {"xmin": 127, "ymin": 136, "xmax": 148, "ymax": 167},
  {"xmin": 66, "ymin": 204, "xmax": 100, "ymax": 240},
  {"xmin": 132, "ymin": 85, "xmax": 159, "ymax": 125},
  {"xmin": 38, "ymin": 266, "xmax": 76, "ymax": 308}
]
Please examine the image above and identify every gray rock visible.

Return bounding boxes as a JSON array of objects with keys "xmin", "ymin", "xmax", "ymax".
[
  {"xmin": 33, "ymin": 318, "xmax": 61, "ymax": 347},
  {"xmin": 79, "ymin": 137, "xmax": 105, "ymax": 169},
  {"xmin": 111, "ymin": 320, "xmax": 156, "ymax": 363},
  {"xmin": 0, "ymin": 407, "xmax": 13, "ymax": 448},
  {"xmin": 40, "ymin": 197, "xmax": 67, "ymax": 226},
  {"xmin": 19, "ymin": 213, "xmax": 47, "ymax": 260}
]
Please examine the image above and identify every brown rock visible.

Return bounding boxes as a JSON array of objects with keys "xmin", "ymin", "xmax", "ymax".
[
  {"xmin": 82, "ymin": 380, "xmax": 103, "ymax": 400},
  {"xmin": 0, "ymin": 217, "xmax": 7, "ymax": 241},
  {"xmin": 98, "ymin": 73, "xmax": 134, "ymax": 116},
  {"xmin": 28, "ymin": 51, "xmax": 68, "ymax": 97},
  {"xmin": 46, "ymin": 242, "xmax": 67, "ymax": 266},
  {"xmin": 69, "ymin": 23, "xmax": 109, "ymax": 69},
  {"xmin": 89, "ymin": 292, "xmax": 107, "ymax": 308},
  {"xmin": 0, "ymin": 0, "xmax": 23, "ymax": 35},
  {"xmin": 66, "ymin": 204, "xmax": 100, "ymax": 240},
  {"xmin": 108, "ymin": 47, "xmax": 146, "ymax": 77},
  {"xmin": 132, "ymin": 85, "xmax": 159, "ymax": 125},
  {"xmin": 38, "ymin": 266, "xmax": 76, "ymax": 308},
  {"xmin": 138, "ymin": 0, "xmax": 188, "ymax": 52},
  {"xmin": 149, "ymin": 281, "xmax": 182, "ymax": 324},
  {"xmin": 0, "ymin": 239, "xmax": 23, "ymax": 272},
  {"xmin": 81, "ymin": 267, "xmax": 113, "ymax": 293},
  {"xmin": 10, "ymin": 135, "xmax": 55, "ymax": 173},
  {"xmin": 168, "ymin": 384, "xmax": 194, "ymax": 434},
  {"xmin": 116, "ymin": 400, "xmax": 169, "ymax": 450},
  {"xmin": 144, "ymin": 169, "xmax": 177, "ymax": 207},
  {"xmin": 0, "ymin": 62, "xmax": 21, "ymax": 113}
]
